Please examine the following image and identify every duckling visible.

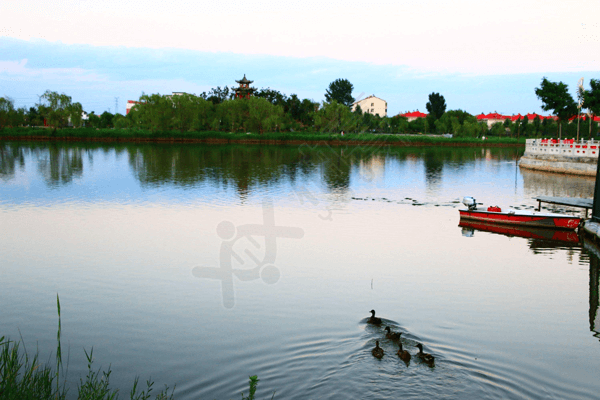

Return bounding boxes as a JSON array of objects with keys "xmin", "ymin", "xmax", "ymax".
[
  {"xmin": 384, "ymin": 326, "xmax": 402, "ymax": 341},
  {"xmin": 367, "ymin": 309, "xmax": 382, "ymax": 325},
  {"xmin": 372, "ymin": 340, "xmax": 384, "ymax": 359},
  {"xmin": 397, "ymin": 341, "xmax": 411, "ymax": 363},
  {"xmin": 416, "ymin": 343, "xmax": 434, "ymax": 366}
]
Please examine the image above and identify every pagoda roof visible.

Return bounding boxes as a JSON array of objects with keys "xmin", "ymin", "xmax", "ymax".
[{"xmin": 236, "ymin": 74, "xmax": 253, "ymax": 84}]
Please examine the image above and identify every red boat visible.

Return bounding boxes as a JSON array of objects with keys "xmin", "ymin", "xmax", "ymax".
[
  {"xmin": 459, "ymin": 197, "xmax": 581, "ymax": 230},
  {"xmin": 458, "ymin": 220, "xmax": 580, "ymax": 243}
]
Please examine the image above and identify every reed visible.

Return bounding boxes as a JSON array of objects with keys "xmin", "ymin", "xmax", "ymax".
[
  {"xmin": 0, "ymin": 295, "xmax": 176, "ymax": 399},
  {"xmin": 0, "ymin": 296, "xmax": 273, "ymax": 399}
]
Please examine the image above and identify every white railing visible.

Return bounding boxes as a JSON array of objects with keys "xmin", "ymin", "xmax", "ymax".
[{"xmin": 524, "ymin": 138, "xmax": 599, "ymax": 159}]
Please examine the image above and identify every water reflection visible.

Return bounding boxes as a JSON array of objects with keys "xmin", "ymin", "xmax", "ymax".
[
  {"xmin": 522, "ymin": 169, "xmax": 595, "ymax": 199},
  {"xmin": 192, "ymin": 199, "xmax": 304, "ymax": 308},
  {"xmin": 459, "ymin": 220, "xmax": 580, "ymax": 246},
  {"xmin": 0, "ymin": 143, "xmax": 25, "ymax": 181},
  {"xmin": 36, "ymin": 144, "xmax": 85, "ymax": 186},
  {"xmin": 582, "ymin": 238, "xmax": 600, "ymax": 340},
  {"xmin": 0, "ymin": 142, "xmax": 523, "ymax": 199}
]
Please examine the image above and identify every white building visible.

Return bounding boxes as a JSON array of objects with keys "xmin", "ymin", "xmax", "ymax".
[{"xmin": 352, "ymin": 95, "xmax": 387, "ymax": 117}]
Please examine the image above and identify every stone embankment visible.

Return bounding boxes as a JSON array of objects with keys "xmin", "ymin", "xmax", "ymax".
[{"xmin": 518, "ymin": 138, "xmax": 599, "ymax": 176}]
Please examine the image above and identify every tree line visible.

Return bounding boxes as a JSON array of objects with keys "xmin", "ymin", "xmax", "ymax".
[{"xmin": 1, "ymin": 78, "xmax": 599, "ymax": 138}]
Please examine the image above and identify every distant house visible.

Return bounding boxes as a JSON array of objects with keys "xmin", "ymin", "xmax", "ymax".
[
  {"xmin": 352, "ymin": 95, "xmax": 387, "ymax": 117},
  {"xmin": 398, "ymin": 110, "xmax": 428, "ymax": 122},
  {"xmin": 475, "ymin": 112, "xmax": 557, "ymax": 128},
  {"xmin": 126, "ymin": 100, "xmax": 143, "ymax": 115}
]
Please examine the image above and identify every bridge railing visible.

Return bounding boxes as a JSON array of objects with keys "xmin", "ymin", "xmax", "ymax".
[{"xmin": 525, "ymin": 138, "xmax": 599, "ymax": 159}]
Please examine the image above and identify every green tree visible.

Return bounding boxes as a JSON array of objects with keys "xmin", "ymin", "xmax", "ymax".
[
  {"xmin": 314, "ymin": 100, "xmax": 357, "ymax": 132},
  {"xmin": 389, "ymin": 115, "xmax": 409, "ymax": 133},
  {"xmin": 583, "ymin": 79, "xmax": 600, "ymax": 139},
  {"xmin": 39, "ymin": 90, "xmax": 74, "ymax": 130},
  {"xmin": 490, "ymin": 122, "xmax": 505, "ymax": 136},
  {"xmin": 203, "ymin": 86, "xmax": 232, "ymax": 105},
  {"xmin": 519, "ymin": 115, "xmax": 529, "ymax": 138},
  {"xmin": 27, "ymin": 107, "xmax": 43, "ymax": 126},
  {"xmin": 171, "ymin": 94, "xmax": 205, "ymax": 132},
  {"xmin": 503, "ymin": 118, "xmax": 513, "ymax": 136},
  {"xmin": 87, "ymin": 112, "xmax": 101, "ymax": 128},
  {"xmin": 113, "ymin": 114, "xmax": 130, "ymax": 129},
  {"xmin": 0, "ymin": 97, "xmax": 15, "ymax": 128},
  {"xmin": 135, "ymin": 94, "xmax": 173, "ymax": 131},
  {"xmin": 533, "ymin": 115, "xmax": 542, "ymax": 136},
  {"xmin": 99, "ymin": 111, "xmax": 114, "ymax": 129},
  {"xmin": 255, "ymin": 88, "xmax": 288, "ymax": 108},
  {"xmin": 425, "ymin": 92, "xmax": 446, "ymax": 120},
  {"xmin": 535, "ymin": 78, "xmax": 577, "ymax": 138},
  {"xmin": 324, "ymin": 79, "xmax": 354, "ymax": 108},
  {"xmin": 68, "ymin": 102, "xmax": 84, "ymax": 128}
]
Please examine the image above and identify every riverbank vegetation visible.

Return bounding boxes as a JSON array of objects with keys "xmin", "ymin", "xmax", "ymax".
[
  {"xmin": 0, "ymin": 296, "xmax": 268, "ymax": 400},
  {"xmin": 2, "ymin": 77, "xmax": 598, "ymax": 139},
  {"xmin": 0, "ymin": 127, "xmax": 525, "ymax": 146}
]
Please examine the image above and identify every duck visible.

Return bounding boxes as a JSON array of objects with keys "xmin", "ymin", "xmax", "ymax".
[
  {"xmin": 372, "ymin": 340, "xmax": 384, "ymax": 359},
  {"xmin": 367, "ymin": 309, "xmax": 382, "ymax": 325},
  {"xmin": 416, "ymin": 343, "xmax": 435, "ymax": 366},
  {"xmin": 385, "ymin": 326, "xmax": 402, "ymax": 341},
  {"xmin": 397, "ymin": 341, "xmax": 411, "ymax": 363}
]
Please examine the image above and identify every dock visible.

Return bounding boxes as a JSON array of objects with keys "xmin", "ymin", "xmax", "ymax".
[{"xmin": 534, "ymin": 196, "xmax": 593, "ymax": 217}]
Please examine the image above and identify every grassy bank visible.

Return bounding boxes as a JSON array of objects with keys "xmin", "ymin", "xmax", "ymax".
[
  {"xmin": 0, "ymin": 296, "xmax": 270, "ymax": 400},
  {"xmin": 0, "ymin": 127, "xmax": 525, "ymax": 147}
]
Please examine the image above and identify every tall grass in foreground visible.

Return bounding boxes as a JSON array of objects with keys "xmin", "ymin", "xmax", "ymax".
[{"xmin": 0, "ymin": 295, "xmax": 272, "ymax": 399}]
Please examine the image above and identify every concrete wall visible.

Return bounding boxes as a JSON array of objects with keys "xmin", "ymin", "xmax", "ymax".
[{"xmin": 519, "ymin": 139, "xmax": 599, "ymax": 175}]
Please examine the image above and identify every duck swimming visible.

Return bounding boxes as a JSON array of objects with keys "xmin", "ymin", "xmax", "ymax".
[
  {"xmin": 397, "ymin": 341, "xmax": 411, "ymax": 363},
  {"xmin": 416, "ymin": 343, "xmax": 434, "ymax": 366},
  {"xmin": 368, "ymin": 309, "xmax": 382, "ymax": 325},
  {"xmin": 384, "ymin": 326, "xmax": 402, "ymax": 341},
  {"xmin": 372, "ymin": 340, "xmax": 384, "ymax": 359}
]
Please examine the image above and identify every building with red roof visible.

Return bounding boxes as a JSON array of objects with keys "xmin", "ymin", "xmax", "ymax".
[{"xmin": 398, "ymin": 110, "xmax": 428, "ymax": 122}]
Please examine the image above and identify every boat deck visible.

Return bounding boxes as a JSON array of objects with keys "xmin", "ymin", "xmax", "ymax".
[{"xmin": 534, "ymin": 196, "xmax": 593, "ymax": 217}]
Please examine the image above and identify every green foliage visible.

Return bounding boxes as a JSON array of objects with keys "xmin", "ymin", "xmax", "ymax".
[
  {"xmin": 313, "ymin": 101, "xmax": 357, "ymax": 133},
  {"xmin": 201, "ymin": 86, "xmax": 232, "ymax": 104},
  {"xmin": 88, "ymin": 112, "xmax": 101, "ymax": 128},
  {"xmin": 535, "ymin": 78, "xmax": 577, "ymax": 137},
  {"xmin": 425, "ymin": 92, "xmax": 446, "ymax": 120},
  {"xmin": 246, "ymin": 97, "xmax": 284, "ymax": 134},
  {"xmin": 583, "ymin": 79, "xmax": 600, "ymax": 117},
  {"xmin": 27, "ymin": 107, "xmax": 43, "ymax": 127},
  {"xmin": 490, "ymin": 122, "xmax": 505, "ymax": 136},
  {"xmin": 582, "ymin": 79, "xmax": 600, "ymax": 138},
  {"xmin": 39, "ymin": 90, "xmax": 82, "ymax": 130},
  {"xmin": 0, "ymin": 97, "xmax": 26, "ymax": 129},
  {"xmin": 1, "ymin": 296, "xmax": 177, "ymax": 400},
  {"xmin": 408, "ymin": 117, "xmax": 428, "ymax": 134},
  {"xmin": 324, "ymin": 79, "xmax": 354, "ymax": 108},
  {"xmin": 433, "ymin": 110, "xmax": 481, "ymax": 137}
]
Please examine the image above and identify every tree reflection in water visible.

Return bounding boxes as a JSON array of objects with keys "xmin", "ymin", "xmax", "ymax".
[{"xmin": 0, "ymin": 143, "xmax": 25, "ymax": 181}]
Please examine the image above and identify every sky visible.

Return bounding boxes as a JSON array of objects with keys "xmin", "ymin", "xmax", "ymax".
[{"xmin": 1, "ymin": 0, "xmax": 599, "ymax": 116}]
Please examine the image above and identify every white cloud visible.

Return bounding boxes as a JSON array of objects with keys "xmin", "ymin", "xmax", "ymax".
[
  {"xmin": 1, "ymin": 0, "xmax": 599, "ymax": 75},
  {"xmin": 0, "ymin": 59, "xmax": 107, "ymax": 82}
]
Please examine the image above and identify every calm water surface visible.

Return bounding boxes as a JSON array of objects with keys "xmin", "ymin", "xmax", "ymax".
[{"xmin": 1, "ymin": 142, "xmax": 599, "ymax": 399}]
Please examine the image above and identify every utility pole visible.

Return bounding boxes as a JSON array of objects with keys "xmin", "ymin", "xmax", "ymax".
[
  {"xmin": 577, "ymin": 78, "xmax": 584, "ymax": 141},
  {"xmin": 115, "ymin": 97, "xmax": 119, "ymax": 115}
]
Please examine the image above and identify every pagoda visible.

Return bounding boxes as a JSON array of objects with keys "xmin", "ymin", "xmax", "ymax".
[{"xmin": 234, "ymin": 74, "xmax": 256, "ymax": 99}]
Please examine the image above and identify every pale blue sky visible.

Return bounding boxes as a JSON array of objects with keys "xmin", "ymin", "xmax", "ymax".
[{"xmin": 1, "ymin": 0, "xmax": 599, "ymax": 116}]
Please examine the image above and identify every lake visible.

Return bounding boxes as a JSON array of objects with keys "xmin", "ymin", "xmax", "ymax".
[{"xmin": 1, "ymin": 141, "xmax": 599, "ymax": 399}]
